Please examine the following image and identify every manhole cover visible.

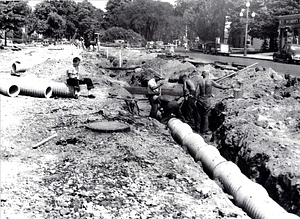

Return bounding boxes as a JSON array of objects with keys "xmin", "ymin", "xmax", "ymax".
[{"xmin": 86, "ymin": 121, "xmax": 130, "ymax": 133}]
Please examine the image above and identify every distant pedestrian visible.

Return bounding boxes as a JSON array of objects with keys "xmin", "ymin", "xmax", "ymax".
[
  {"xmin": 66, "ymin": 57, "xmax": 95, "ymax": 99},
  {"xmin": 147, "ymin": 74, "xmax": 165, "ymax": 119},
  {"xmin": 195, "ymin": 70, "xmax": 232, "ymax": 135}
]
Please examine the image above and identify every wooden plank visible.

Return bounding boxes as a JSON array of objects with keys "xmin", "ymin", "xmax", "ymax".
[
  {"xmin": 104, "ymin": 66, "xmax": 140, "ymax": 70},
  {"xmin": 215, "ymin": 62, "xmax": 258, "ymax": 83},
  {"xmin": 124, "ymin": 86, "xmax": 183, "ymax": 96}
]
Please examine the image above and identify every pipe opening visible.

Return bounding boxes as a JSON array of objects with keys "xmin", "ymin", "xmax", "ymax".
[
  {"xmin": 8, "ymin": 85, "xmax": 20, "ymax": 97},
  {"xmin": 45, "ymin": 87, "xmax": 52, "ymax": 98},
  {"xmin": 12, "ymin": 63, "xmax": 16, "ymax": 73},
  {"xmin": 11, "ymin": 61, "xmax": 28, "ymax": 73}
]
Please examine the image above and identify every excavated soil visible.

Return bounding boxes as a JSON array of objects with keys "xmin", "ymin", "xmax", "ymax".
[
  {"xmin": 211, "ymin": 67, "xmax": 300, "ymax": 216},
  {"xmin": 0, "ymin": 44, "xmax": 299, "ymax": 218}
]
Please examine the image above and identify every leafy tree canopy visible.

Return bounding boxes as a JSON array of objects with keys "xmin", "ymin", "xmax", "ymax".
[
  {"xmin": 0, "ymin": 1, "xmax": 31, "ymax": 31},
  {"xmin": 100, "ymin": 26, "xmax": 146, "ymax": 45}
]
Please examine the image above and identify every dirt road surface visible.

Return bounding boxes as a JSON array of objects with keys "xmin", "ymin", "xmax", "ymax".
[{"xmin": 1, "ymin": 45, "xmax": 251, "ymax": 219}]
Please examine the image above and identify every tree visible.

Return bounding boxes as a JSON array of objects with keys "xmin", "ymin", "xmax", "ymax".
[
  {"xmin": 100, "ymin": 26, "xmax": 145, "ymax": 45},
  {"xmin": 25, "ymin": 12, "xmax": 38, "ymax": 39},
  {"xmin": 33, "ymin": 0, "xmax": 104, "ymax": 42},
  {"xmin": 261, "ymin": 0, "xmax": 300, "ymax": 50},
  {"xmin": 181, "ymin": 0, "xmax": 227, "ymax": 43},
  {"xmin": 34, "ymin": 1, "xmax": 60, "ymax": 38},
  {"xmin": 74, "ymin": 0, "xmax": 105, "ymax": 47},
  {"xmin": 104, "ymin": 0, "xmax": 131, "ymax": 28},
  {"xmin": 0, "ymin": 1, "xmax": 31, "ymax": 46},
  {"xmin": 227, "ymin": 0, "xmax": 300, "ymax": 51},
  {"xmin": 104, "ymin": 0, "xmax": 181, "ymax": 42}
]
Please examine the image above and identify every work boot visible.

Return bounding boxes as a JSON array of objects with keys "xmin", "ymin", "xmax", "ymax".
[
  {"xmin": 74, "ymin": 90, "xmax": 81, "ymax": 99},
  {"xmin": 88, "ymin": 90, "xmax": 95, "ymax": 98}
]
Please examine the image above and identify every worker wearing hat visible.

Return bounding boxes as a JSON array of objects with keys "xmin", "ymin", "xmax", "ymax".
[{"xmin": 147, "ymin": 73, "xmax": 165, "ymax": 119}]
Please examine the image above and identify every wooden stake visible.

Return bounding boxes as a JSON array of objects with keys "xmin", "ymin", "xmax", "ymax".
[
  {"xmin": 119, "ymin": 49, "xmax": 122, "ymax": 67},
  {"xmin": 215, "ymin": 62, "xmax": 258, "ymax": 83},
  {"xmin": 32, "ymin": 132, "xmax": 58, "ymax": 149}
]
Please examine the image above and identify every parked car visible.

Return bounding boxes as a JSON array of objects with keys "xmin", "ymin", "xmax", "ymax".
[
  {"xmin": 190, "ymin": 42, "xmax": 204, "ymax": 52},
  {"xmin": 146, "ymin": 41, "xmax": 154, "ymax": 49},
  {"xmin": 154, "ymin": 41, "xmax": 164, "ymax": 50},
  {"xmin": 203, "ymin": 42, "xmax": 230, "ymax": 55},
  {"xmin": 273, "ymin": 44, "xmax": 300, "ymax": 63}
]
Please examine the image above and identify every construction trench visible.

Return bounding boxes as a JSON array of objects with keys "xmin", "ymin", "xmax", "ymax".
[
  {"xmin": 122, "ymin": 53, "xmax": 300, "ymax": 218},
  {"xmin": 0, "ymin": 45, "xmax": 300, "ymax": 218}
]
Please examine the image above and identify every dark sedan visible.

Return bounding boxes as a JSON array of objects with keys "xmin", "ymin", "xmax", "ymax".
[{"xmin": 273, "ymin": 44, "xmax": 300, "ymax": 63}]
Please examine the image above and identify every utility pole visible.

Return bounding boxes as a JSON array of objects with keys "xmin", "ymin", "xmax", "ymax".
[
  {"xmin": 244, "ymin": 1, "xmax": 249, "ymax": 56},
  {"xmin": 240, "ymin": 0, "xmax": 255, "ymax": 56},
  {"xmin": 185, "ymin": 23, "xmax": 188, "ymax": 51}
]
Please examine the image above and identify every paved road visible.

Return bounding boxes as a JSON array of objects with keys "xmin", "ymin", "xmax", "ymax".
[{"xmin": 176, "ymin": 50, "xmax": 300, "ymax": 77}]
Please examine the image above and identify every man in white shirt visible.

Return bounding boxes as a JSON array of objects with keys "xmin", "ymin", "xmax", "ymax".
[
  {"xmin": 66, "ymin": 57, "xmax": 95, "ymax": 99},
  {"xmin": 147, "ymin": 74, "xmax": 164, "ymax": 118}
]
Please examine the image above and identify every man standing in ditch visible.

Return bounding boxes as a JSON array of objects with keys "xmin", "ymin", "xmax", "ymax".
[
  {"xmin": 195, "ymin": 70, "xmax": 232, "ymax": 135},
  {"xmin": 179, "ymin": 74, "xmax": 197, "ymax": 124},
  {"xmin": 66, "ymin": 57, "xmax": 95, "ymax": 99},
  {"xmin": 147, "ymin": 74, "xmax": 165, "ymax": 119}
]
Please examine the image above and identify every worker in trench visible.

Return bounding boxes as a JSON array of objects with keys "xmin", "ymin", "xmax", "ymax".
[
  {"xmin": 66, "ymin": 57, "xmax": 95, "ymax": 99},
  {"xmin": 178, "ymin": 74, "xmax": 197, "ymax": 126},
  {"xmin": 153, "ymin": 95, "xmax": 185, "ymax": 124},
  {"xmin": 194, "ymin": 70, "xmax": 233, "ymax": 135},
  {"xmin": 147, "ymin": 73, "xmax": 165, "ymax": 119}
]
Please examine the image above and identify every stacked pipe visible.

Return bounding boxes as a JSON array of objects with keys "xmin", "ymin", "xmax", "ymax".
[
  {"xmin": 11, "ymin": 61, "xmax": 33, "ymax": 74},
  {"xmin": 0, "ymin": 79, "xmax": 20, "ymax": 97},
  {"xmin": 0, "ymin": 77, "xmax": 52, "ymax": 98},
  {"xmin": 17, "ymin": 77, "xmax": 52, "ymax": 99},
  {"xmin": 167, "ymin": 118, "xmax": 300, "ymax": 219},
  {"xmin": 0, "ymin": 76, "xmax": 77, "ymax": 99},
  {"xmin": 50, "ymin": 82, "xmax": 75, "ymax": 98}
]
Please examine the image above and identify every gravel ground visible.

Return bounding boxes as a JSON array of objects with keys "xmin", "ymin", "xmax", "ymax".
[{"xmin": 0, "ymin": 45, "xmax": 251, "ymax": 219}]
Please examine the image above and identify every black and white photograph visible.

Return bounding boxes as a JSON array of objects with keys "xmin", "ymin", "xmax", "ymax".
[{"xmin": 1, "ymin": 0, "xmax": 300, "ymax": 218}]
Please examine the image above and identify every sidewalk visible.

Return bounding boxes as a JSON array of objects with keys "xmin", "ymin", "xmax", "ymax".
[{"xmin": 229, "ymin": 52, "xmax": 273, "ymax": 61}]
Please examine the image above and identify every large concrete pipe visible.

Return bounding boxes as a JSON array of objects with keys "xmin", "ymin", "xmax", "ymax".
[
  {"xmin": 168, "ymin": 118, "xmax": 193, "ymax": 145},
  {"xmin": 0, "ymin": 79, "xmax": 20, "ymax": 97},
  {"xmin": 167, "ymin": 118, "xmax": 299, "ymax": 219},
  {"xmin": 19, "ymin": 83, "xmax": 52, "ymax": 98},
  {"xmin": 15, "ymin": 77, "xmax": 53, "ymax": 98},
  {"xmin": 182, "ymin": 132, "xmax": 206, "ymax": 161},
  {"xmin": 11, "ymin": 61, "xmax": 34, "ymax": 74},
  {"xmin": 50, "ymin": 82, "xmax": 75, "ymax": 98}
]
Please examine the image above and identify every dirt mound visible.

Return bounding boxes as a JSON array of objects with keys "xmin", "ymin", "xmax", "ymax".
[{"xmin": 211, "ymin": 67, "xmax": 300, "ymax": 216}]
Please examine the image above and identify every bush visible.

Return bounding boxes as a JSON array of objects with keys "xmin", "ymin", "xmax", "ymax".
[{"xmin": 100, "ymin": 27, "xmax": 146, "ymax": 46}]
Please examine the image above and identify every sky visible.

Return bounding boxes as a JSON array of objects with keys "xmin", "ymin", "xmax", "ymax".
[{"xmin": 28, "ymin": 0, "xmax": 176, "ymax": 11}]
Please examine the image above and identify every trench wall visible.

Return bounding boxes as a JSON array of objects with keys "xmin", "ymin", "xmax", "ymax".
[{"xmin": 212, "ymin": 102, "xmax": 300, "ymax": 216}]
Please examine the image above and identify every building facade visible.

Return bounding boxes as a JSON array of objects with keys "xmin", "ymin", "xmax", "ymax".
[{"xmin": 278, "ymin": 14, "xmax": 300, "ymax": 49}]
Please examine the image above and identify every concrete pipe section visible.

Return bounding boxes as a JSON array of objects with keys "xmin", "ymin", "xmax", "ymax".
[
  {"xmin": 50, "ymin": 82, "xmax": 75, "ymax": 98},
  {"xmin": 11, "ymin": 61, "xmax": 33, "ymax": 75},
  {"xmin": 13, "ymin": 77, "xmax": 53, "ymax": 99},
  {"xmin": 0, "ymin": 79, "xmax": 20, "ymax": 97},
  {"xmin": 167, "ymin": 118, "xmax": 299, "ymax": 219}
]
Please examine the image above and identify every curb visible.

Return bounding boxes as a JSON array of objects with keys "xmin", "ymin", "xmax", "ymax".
[{"xmin": 229, "ymin": 54, "xmax": 273, "ymax": 61}]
